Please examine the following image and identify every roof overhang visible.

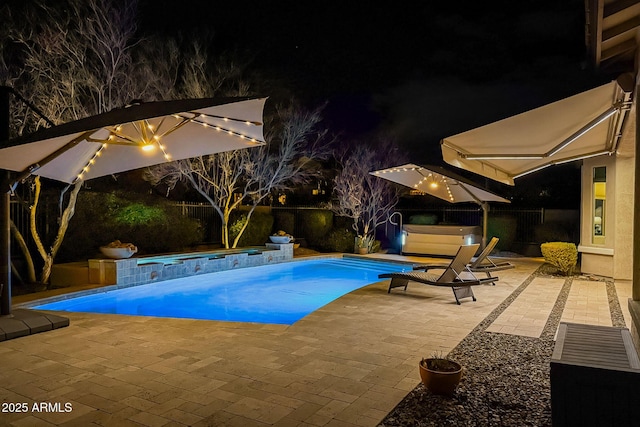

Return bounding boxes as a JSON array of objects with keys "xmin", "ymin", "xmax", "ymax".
[{"xmin": 585, "ymin": 0, "xmax": 640, "ymax": 73}]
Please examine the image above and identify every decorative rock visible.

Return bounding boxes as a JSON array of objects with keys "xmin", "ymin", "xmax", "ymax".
[{"xmin": 379, "ymin": 266, "xmax": 621, "ymax": 427}]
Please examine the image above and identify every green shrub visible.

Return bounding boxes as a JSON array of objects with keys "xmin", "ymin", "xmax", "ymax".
[
  {"xmin": 273, "ymin": 211, "xmax": 295, "ymax": 236},
  {"xmin": 229, "ymin": 211, "xmax": 274, "ymax": 246},
  {"xmin": 114, "ymin": 203, "xmax": 166, "ymax": 225},
  {"xmin": 409, "ymin": 214, "xmax": 438, "ymax": 225},
  {"xmin": 58, "ymin": 191, "xmax": 203, "ymax": 261},
  {"xmin": 540, "ymin": 242, "xmax": 577, "ymax": 275},
  {"xmin": 299, "ymin": 209, "xmax": 333, "ymax": 248},
  {"xmin": 321, "ymin": 227, "xmax": 357, "ymax": 253},
  {"xmin": 487, "ymin": 215, "xmax": 517, "ymax": 251},
  {"xmin": 229, "ymin": 214, "xmax": 248, "ymax": 242},
  {"xmin": 333, "ymin": 215, "xmax": 352, "ymax": 229}
]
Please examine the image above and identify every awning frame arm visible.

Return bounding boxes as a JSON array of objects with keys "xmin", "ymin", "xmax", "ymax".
[{"xmin": 462, "ymin": 105, "xmax": 622, "ymax": 160}]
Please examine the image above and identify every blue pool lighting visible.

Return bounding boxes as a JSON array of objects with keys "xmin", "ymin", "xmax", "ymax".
[{"xmin": 32, "ymin": 258, "xmax": 411, "ymax": 325}]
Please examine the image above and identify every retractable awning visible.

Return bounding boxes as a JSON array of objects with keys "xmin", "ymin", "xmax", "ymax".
[{"xmin": 441, "ymin": 76, "xmax": 634, "ymax": 185}]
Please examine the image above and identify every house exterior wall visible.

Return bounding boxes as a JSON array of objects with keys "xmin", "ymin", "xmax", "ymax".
[
  {"xmin": 578, "ymin": 104, "xmax": 635, "ymax": 281},
  {"xmin": 613, "ymin": 154, "xmax": 635, "ymax": 279},
  {"xmin": 579, "ymin": 155, "xmax": 618, "ymax": 278}
]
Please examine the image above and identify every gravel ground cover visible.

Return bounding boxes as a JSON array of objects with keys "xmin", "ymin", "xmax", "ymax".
[{"xmin": 379, "ymin": 265, "xmax": 622, "ymax": 427}]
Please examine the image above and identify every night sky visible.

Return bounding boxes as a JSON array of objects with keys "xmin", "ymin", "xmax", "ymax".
[{"xmin": 140, "ymin": 0, "xmax": 610, "ymax": 206}]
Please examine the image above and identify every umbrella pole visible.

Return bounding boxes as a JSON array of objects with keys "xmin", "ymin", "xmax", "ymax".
[
  {"xmin": 0, "ymin": 86, "xmax": 11, "ymax": 316},
  {"xmin": 456, "ymin": 181, "xmax": 488, "ymax": 249},
  {"xmin": 0, "ymin": 184, "xmax": 9, "ymax": 316},
  {"xmin": 481, "ymin": 202, "xmax": 488, "ymax": 249}
]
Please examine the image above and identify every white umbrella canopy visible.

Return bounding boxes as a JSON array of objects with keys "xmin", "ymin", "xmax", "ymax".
[
  {"xmin": 0, "ymin": 96, "xmax": 266, "ymax": 317},
  {"xmin": 371, "ymin": 163, "xmax": 510, "ymax": 248},
  {"xmin": 441, "ymin": 77, "xmax": 633, "ymax": 185},
  {"xmin": 0, "ymin": 97, "xmax": 267, "ymax": 184},
  {"xmin": 370, "ymin": 163, "xmax": 510, "ymax": 204}
]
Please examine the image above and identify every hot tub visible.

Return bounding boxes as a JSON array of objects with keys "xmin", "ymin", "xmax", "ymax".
[{"xmin": 401, "ymin": 224, "xmax": 482, "ymax": 256}]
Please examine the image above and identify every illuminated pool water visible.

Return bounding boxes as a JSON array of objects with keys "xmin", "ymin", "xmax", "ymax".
[{"xmin": 32, "ymin": 258, "xmax": 411, "ymax": 325}]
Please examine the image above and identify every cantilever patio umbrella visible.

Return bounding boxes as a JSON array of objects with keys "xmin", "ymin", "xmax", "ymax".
[
  {"xmin": 0, "ymin": 96, "xmax": 267, "ymax": 316},
  {"xmin": 0, "ymin": 97, "xmax": 267, "ymax": 184},
  {"xmin": 370, "ymin": 163, "xmax": 510, "ymax": 247}
]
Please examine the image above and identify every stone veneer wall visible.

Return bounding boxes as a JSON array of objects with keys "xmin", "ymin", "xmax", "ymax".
[{"xmin": 88, "ymin": 243, "xmax": 293, "ymax": 288}]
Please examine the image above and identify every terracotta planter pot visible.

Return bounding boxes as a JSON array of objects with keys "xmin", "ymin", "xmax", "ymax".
[
  {"xmin": 358, "ymin": 247, "xmax": 368, "ymax": 255},
  {"xmin": 419, "ymin": 358, "xmax": 463, "ymax": 396}
]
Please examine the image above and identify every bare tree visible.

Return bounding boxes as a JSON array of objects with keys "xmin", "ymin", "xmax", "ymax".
[
  {"xmin": 1, "ymin": 0, "xmax": 181, "ymax": 285},
  {"xmin": 145, "ymin": 151, "xmax": 250, "ymax": 249},
  {"xmin": 331, "ymin": 136, "xmax": 404, "ymax": 252},
  {"xmin": 146, "ymin": 102, "xmax": 330, "ymax": 248},
  {"xmin": 229, "ymin": 103, "xmax": 330, "ymax": 247}
]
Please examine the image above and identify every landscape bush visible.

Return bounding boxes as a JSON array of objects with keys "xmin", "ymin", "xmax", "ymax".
[
  {"xmin": 333, "ymin": 215, "xmax": 352, "ymax": 230},
  {"xmin": 409, "ymin": 214, "xmax": 438, "ymax": 225},
  {"xmin": 487, "ymin": 215, "xmax": 517, "ymax": 251},
  {"xmin": 321, "ymin": 227, "xmax": 357, "ymax": 253},
  {"xmin": 299, "ymin": 209, "xmax": 333, "ymax": 248},
  {"xmin": 229, "ymin": 211, "xmax": 274, "ymax": 247},
  {"xmin": 540, "ymin": 242, "xmax": 578, "ymax": 275},
  {"xmin": 58, "ymin": 191, "xmax": 203, "ymax": 262},
  {"xmin": 272, "ymin": 211, "xmax": 296, "ymax": 236}
]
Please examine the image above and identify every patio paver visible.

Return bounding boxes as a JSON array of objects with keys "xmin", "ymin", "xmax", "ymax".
[
  {"xmin": 485, "ymin": 276, "xmax": 565, "ymax": 337},
  {"xmin": 560, "ymin": 279, "xmax": 612, "ymax": 326},
  {"xmin": 1, "ymin": 255, "xmax": 630, "ymax": 426}
]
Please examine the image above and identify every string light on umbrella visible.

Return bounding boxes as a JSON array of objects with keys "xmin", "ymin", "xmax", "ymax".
[{"xmin": 72, "ymin": 111, "xmax": 262, "ymax": 183}]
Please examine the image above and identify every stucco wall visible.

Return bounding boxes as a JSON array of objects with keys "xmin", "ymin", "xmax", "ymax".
[
  {"xmin": 614, "ymin": 155, "xmax": 635, "ymax": 279},
  {"xmin": 579, "ymin": 156, "xmax": 618, "ymax": 278}
]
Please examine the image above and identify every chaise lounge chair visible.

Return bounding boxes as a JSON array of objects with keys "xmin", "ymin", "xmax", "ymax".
[
  {"xmin": 413, "ymin": 237, "xmax": 514, "ymax": 278},
  {"xmin": 379, "ymin": 244, "xmax": 498, "ymax": 304}
]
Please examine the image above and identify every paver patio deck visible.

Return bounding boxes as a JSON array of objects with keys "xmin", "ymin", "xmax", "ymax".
[
  {"xmin": 485, "ymin": 276, "xmax": 565, "ymax": 337},
  {"xmin": 560, "ymin": 279, "xmax": 612, "ymax": 327},
  {"xmin": 0, "ymin": 255, "xmax": 631, "ymax": 426}
]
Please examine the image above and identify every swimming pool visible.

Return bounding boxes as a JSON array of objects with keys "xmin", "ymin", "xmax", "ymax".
[{"xmin": 32, "ymin": 257, "xmax": 412, "ymax": 325}]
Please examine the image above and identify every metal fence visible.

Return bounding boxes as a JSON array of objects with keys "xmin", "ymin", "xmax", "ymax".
[
  {"xmin": 392, "ymin": 207, "xmax": 545, "ymax": 243},
  {"xmin": 171, "ymin": 201, "xmax": 223, "ymax": 243},
  {"xmin": 9, "ymin": 198, "xmax": 51, "ymax": 254},
  {"xmin": 9, "ymin": 200, "xmax": 576, "ymax": 254},
  {"xmin": 169, "ymin": 204, "xmax": 333, "ymax": 246}
]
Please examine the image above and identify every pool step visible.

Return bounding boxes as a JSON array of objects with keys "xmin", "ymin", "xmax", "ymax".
[{"xmin": 324, "ymin": 258, "xmax": 412, "ymax": 274}]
